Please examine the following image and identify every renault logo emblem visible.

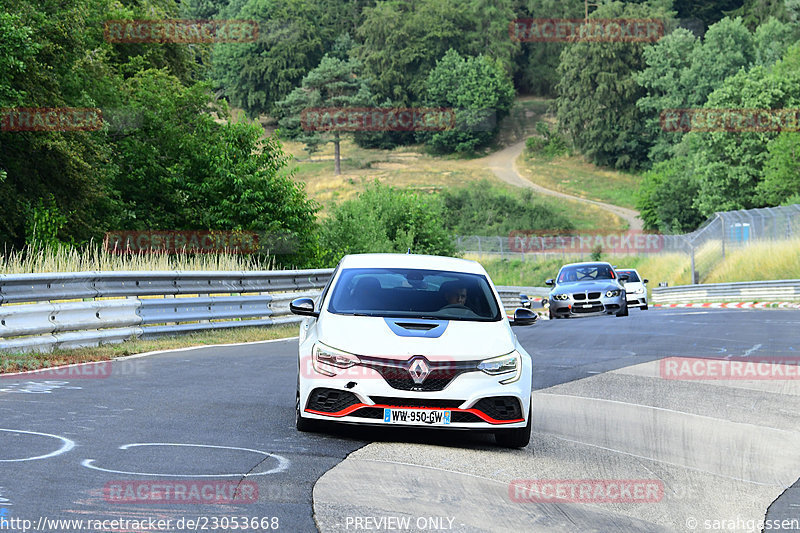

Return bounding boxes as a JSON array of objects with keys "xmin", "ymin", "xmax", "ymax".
[{"xmin": 408, "ymin": 357, "xmax": 430, "ymax": 384}]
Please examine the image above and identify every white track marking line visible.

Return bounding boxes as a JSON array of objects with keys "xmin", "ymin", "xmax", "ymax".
[
  {"xmin": 0, "ymin": 429, "xmax": 75, "ymax": 462},
  {"xmin": 81, "ymin": 442, "xmax": 290, "ymax": 477}
]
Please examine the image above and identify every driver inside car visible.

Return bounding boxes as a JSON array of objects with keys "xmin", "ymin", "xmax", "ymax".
[{"xmin": 440, "ymin": 281, "xmax": 468, "ymax": 307}]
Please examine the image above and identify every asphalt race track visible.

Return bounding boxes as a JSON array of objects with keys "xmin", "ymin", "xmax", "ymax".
[{"xmin": 1, "ymin": 308, "xmax": 799, "ymax": 532}]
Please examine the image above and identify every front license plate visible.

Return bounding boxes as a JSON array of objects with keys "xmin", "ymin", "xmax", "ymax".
[
  {"xmin": 582, "ymin": 304, "xmax": 594, "ymax": 308},
  {"xmin": 383, "ymin": 408, "xmax": 451, "ymax": 426}
]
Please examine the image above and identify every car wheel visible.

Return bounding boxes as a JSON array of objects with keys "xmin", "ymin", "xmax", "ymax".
[
  {"xmin": 616, "ymin": 303, "xmax": 629, "ymax": 317},
  {"xmin": 495, "ymin": 402, "xmax": 532, "ymax": 449},
  {"xmin": 295, "ymin": 381, "xmax": 318, "ymax": 432},
  {"xmin": 548, "ymin": 308, "xmax": 555, "ymax": 320},
  {"xmin": 642, "ymin": 303, "xmax": 649, "ymax": 310}
]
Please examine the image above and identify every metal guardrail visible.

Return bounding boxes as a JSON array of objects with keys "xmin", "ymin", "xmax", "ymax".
[
  {"xmin": 651, "ymin": 280, "xmax": 800, "ymax": 304},
  {"xmin": 0, "ymin": 270, "xmax": 333, "ymax": 353},
  {"xmin": 0, "ymin": 268, "xmax": 547, "ymax": 353}
]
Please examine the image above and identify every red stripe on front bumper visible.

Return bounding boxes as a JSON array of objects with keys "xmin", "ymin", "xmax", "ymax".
[{"xmin": 305, "ymin": 403, "xmax": 524, "ymax": 425}]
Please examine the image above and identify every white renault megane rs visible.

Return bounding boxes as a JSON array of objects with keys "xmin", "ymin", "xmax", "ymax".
[{"xmin": 290, "ymin": 253, "xmax": 537, "ymax": 448}]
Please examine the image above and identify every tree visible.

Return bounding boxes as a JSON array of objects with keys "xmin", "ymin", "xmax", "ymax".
[
  {"xmin": 636, "ymin": 155, "xmax": 705, "ymax": 232},
  {"xmin": 421, "ymin": 49, "xmax": 515, "ymax": 154},
  {"xmin": 276, "ymin": 54, "xmax": 373, "ymax": 175},
  {"xmin": 757, "ymin": 132, "xmax": 800, "ymax": 205},
  {"xmin": 0, "ymin": 0, "xmax": 121, "ymax": 246},
  {"xmin": 731, "ymin": 0, "xmax": 792, "ymax": 28},
  {"xmin": 319, "ymin": 181, "xmax": 456, "ymax": 265},
  {"xmin": 754, "ymin": 17, "xmax": 799, "ymax": 66},
  {"xmin": 635, "ymin": 28, "xmax": 699, "ymax": 163},
  {"xmin": 556, "ymin": 1, "xmax": 674, "ymax": 170},
  {"xmin": 513, "ymin": 0, "xmax": 584, "ymax": 96},
  {"xmin": 680, "ymin": 17, "xmax": 755, "ymax": 107},
  {"xmin": 688, "ymin": 46, "xmax": 800, "ymax": 215},
  {"xmin": 356, "ymin": 0, "xmax": 517, "ymax": 107},
  {"xmin": 211, "ymin": 0, "xmax": 329, "ymax": 117},
  {"xmin": 670, "ymin": 0, "xmax": 745, "ymax": 30},
  {"xmin": 109, "ymin": 69, "xmax": 319, "ymax": 265}
]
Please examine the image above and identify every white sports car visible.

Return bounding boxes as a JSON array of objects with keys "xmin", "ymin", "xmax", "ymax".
[{"xmin": 290, "ymin": 253, "xmax": 536, "ymax": 448}]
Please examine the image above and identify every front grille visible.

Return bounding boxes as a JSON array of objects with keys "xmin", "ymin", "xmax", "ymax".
[
  {"xmin": 450, "ymin": 412, "xmax": 482, "ymax": 423},
  {"xmin": 472, "ymin": 397, "xmax": 523, "ymax": 421},
  {"xmin": 572, "ymin": 292, "xmax": 601, "ymax": 300},
  {"xmin": 370, "ymin": 397, "xmax": 463, "ymax": 408},
  {"xmin": 306, "ymin": 388, "xmax": 359, "ymax": 413},
  {"xmin": 351, "ymin": 407, "xmax": 384, "ymax": 419},
  {"xmin": 359, "ymin": 356, "xmax": 479, "ymax": 392}
]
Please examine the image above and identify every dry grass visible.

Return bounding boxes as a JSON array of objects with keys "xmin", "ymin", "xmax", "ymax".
[
  {"xmin": 0, "ymin": 243, "xmax": 272, "ymax": 274},
  {"xmin": 0, "ymin": 324, "xmax": 298, "ymax": 373},
  {"xmin": 704, "ymin": 239, "xmax": 800, "ymax": 283},
  {"xmin": 282, "ymin": 139, "xmax": 498, "ymax": 215}
]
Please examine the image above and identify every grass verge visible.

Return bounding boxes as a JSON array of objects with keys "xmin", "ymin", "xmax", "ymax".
[
  {"xmin": 518, "ymin": 154, "xmax": 641, "ymax": 210},
  {"xmin": 1, "ymin": 243, "xmax": 272, "ymax": 274},
  {"xmin": 0, "ymin": 324, "xmax": 298, "ymax": 374}
]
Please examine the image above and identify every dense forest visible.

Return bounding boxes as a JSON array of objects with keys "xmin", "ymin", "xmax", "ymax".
[{"xmin": 1, "ymin": 0, "xmax": 799, "ymax": 266}]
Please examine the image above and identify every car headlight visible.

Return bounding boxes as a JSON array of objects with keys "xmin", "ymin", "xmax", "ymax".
[
  {"xmin": 552, "ymin": 293, "xmax": 569, "ymax": 301},
  {"xmin": 478, "ymin": 351, "xmax": 522, "ymax": 384},
  {"xmin": 312, "ymin": 342, "xmax": 361, "ymax": 376},
  {"xmin": 605, "ymin": 290, "xmax": 621, "ymax": 297}
]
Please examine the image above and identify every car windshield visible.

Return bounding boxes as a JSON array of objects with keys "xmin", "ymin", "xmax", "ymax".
[
  {"xmin": 617, "ymin": 270, "xmax": 640, "ymax": 282},
  {"xmin": 327, "ymin": 267, "xmax": 501, "ymax": 321},
  {"xmin": 557, "ymin": 264, "xmax": 616, "ymax": 283}
]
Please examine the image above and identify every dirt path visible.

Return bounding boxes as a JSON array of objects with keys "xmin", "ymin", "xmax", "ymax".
[{"xmin": 482, "ymin": 140, "xmax": 643, "ymax": 230}]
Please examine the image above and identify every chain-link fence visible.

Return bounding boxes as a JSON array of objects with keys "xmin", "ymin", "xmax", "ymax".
[{"xmin": 457, "ymin": 204, "xmax": 800, "ymax": 282}]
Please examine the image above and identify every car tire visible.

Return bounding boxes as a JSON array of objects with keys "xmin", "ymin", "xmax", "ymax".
[
  {"xmin": 296, "ymin": 382, "xmax": 318, "ymax": 432},
  {"xmin": 548, "ymin": 308, "xmax": 555, "ymax": 320},
  {"xmin": 616, "ymin": 303, "xmax": 629, "ymax": 317},
  {"xmin": 642, "ymin": 303, "xmax": 649, "ymax": 310},
  {"xmin": 495, "ymin": 402, "xmax": 532, "ymax": 449}
]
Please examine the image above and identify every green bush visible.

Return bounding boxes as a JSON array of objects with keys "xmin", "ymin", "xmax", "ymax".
[
  {"xmin": 525, "ymin": 122, "xmax": 569, "ymax": 160},
  {"xmin": 439, "ymin": 181, "xmax": 573, "ymax": 236},
  {"xmin": 319, "ymin": 181, "xmax": 456, "ymax": 264}
]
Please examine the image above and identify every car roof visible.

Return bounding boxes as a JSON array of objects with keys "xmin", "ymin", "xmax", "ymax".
[
  {"xmin": 338, "ymin": 253, "xmax": 487, "ymax": 275},
  {"xmin": 559, "ymin": 261, "xmax": 613, "ymax": 269}
]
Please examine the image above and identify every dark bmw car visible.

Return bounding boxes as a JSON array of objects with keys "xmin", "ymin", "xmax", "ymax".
[{"xmin": 545, "ymin": 262, "xmax": 629, "ymax": 319}]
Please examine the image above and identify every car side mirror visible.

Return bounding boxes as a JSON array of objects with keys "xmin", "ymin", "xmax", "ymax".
[
  {"xmin": 643, "ymin": 279, "xmax": 649, "ymax": 284},
  {"xmin": 545, "ymin": 279, "xmax": 555, "ymax": 286},
  {"xmin": 290, "ymin": 297, "xmax": 318, "ymax": 318},
  {"xmin": 512, "ymin": 308, "xmax": 537, "ymax": 326}
]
